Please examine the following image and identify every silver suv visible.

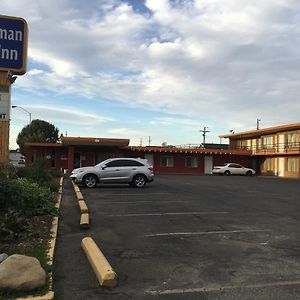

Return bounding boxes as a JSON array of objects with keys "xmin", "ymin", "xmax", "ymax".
[{"xmin": 70, "ymin": 157, "xmax": 154, "ymax": 188}]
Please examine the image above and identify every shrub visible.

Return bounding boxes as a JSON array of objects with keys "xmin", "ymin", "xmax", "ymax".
[
  {"xmin": 16, "ymin": 178, "xmax": 57, "ymax": 216},
  {"xmin": 17, "ymin": 159, "xmax": 59, "ymax": 192},
  {"xmin": 0, "ymin": 163, "xmax": 17, "ymax": 179},
  {"xmin": 0, "ymin": 178, "xmax": 57, "ymax": 241}
]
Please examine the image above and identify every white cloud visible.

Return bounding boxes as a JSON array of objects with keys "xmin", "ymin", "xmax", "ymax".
[
  {"xmin": 11, "ymin": 105, "xmax": 115, "ymax": 125},
  {"xmin": 108, "ymin": 127, "xmax": 147, "ymax": 136},
  {"xmin": 2, "ymin": 0, "xmax": 300, "ymax": 137}
]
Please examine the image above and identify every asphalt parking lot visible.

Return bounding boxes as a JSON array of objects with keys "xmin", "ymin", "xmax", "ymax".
[{"xmin": 53, "ymin": 175, "xmax": 300, "ymax": 300}]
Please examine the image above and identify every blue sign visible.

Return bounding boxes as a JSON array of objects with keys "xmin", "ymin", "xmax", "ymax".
[{"xmin": 0, "ymin": 15, "xmax": 28, "ymax": 75}]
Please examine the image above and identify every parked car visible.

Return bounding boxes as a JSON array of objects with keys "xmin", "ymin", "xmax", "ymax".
[
  {"xmin": 212, "ymin": 163, "xmax": 255, "ymax": 176},
  {"xmin": 70, "ymin": 157, "xmax": 154, "ymax": 188}
]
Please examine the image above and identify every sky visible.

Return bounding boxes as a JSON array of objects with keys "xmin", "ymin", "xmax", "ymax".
[{"xmin": 1, "ymin": 0, "xmax": 300, "ymax": 149}]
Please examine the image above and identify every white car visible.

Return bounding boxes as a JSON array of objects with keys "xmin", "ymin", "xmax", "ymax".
[
  {"xmin": 212, "ymin": 163, "xmax": 255, "ymax": 176},
  {"xmin": 70, "ymin": 157, "xmax": 154, "ymax": 188}
]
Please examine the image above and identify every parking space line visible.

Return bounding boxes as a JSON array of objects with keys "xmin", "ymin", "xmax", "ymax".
[
  {"xmin": 145, "ymin": 229, "xmax": 271, "ymax": 237},
  {"xmin": 146, "ymin": 280, "xmax": 300, "ymax": 295},
  {"xmin": 98, "ymin": 200, "xmax": 194, "ymax": 204},
  {"xmin": 96, "ymin": 192, "xmax": 171, "ymax": 196},
  {"xmin": 108, "ymin": 212, "xmax": 229, "ymax": 217}
]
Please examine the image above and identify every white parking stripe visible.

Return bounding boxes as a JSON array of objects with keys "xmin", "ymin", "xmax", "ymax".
[
  {"xmin": 99, "ymin": 200, "xmax": 194, "ymax": 204},
  {"xmin": 108, "ymin": 212, "xmax": 229, "ymax": 217},
  {"xmin": 146, "ymin": 280, "xmax": 300, "ymax": 295},
  {"xmin": 97, "ymin": 192, "xmax": 170, "ymax": 196},
  {"xmin": 145, "ymin": 229, "xmax": 271, "ymax": 237}
]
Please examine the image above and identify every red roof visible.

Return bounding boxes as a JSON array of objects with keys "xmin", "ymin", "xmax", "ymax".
[
  {"xmin": 220, "ymin": 122, "xmax": 300, "ymax": 139},
  {"xmin": 128, "ymin": 146, "xmax": 251, "ymax": 155},
  {"xmin": 61, "ymin": 137, "xmax": 129, "ymax": 147},
  {"xmin": 25, "ymin": 137, "xmax": 130, "ymax": 148}
]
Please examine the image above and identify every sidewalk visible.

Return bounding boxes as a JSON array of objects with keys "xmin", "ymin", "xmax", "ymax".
[{"xmin": 52, "ymin": 179, "xmax": 101, "ymax": 300}]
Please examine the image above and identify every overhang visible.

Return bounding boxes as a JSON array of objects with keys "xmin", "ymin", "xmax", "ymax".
[
  {"xmin": 128, "ymin": 146, "xmax": 251, "ymax": 156},
  {"xmin": 220, "ymin": 122, "xmax": 300, "ymax": 139},
  {"xmin": 61, "ymin": 137, "xmax": 130, "ymax": 147}
]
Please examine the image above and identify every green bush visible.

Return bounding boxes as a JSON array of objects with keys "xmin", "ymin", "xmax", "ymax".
[
  {"xmin": 0, "ymin": 178, "xmax": 57, "ymax": 241},
  {"xmin": 0, "ymin": 178, "xmax": 57, "ymax": 216},
  {"xmin": 16, "ymin": 178, "xmax": 57, "ymax": 216},
  {"xmin": 16, "ymin": 159, "xmax": 59, "ymax": 192},
  {"xmin": 0, "ymin": 163, "xmax": 17, "ymax": 179}
]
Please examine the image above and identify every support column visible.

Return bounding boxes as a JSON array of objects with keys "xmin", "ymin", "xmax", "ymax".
[
  {"xmin": 68, "ymin": 146, "xmax": 74, "ymax": 172},
  {"xmin": 0, "ymin": 72, "xmax": 11, "ymax": 164}
]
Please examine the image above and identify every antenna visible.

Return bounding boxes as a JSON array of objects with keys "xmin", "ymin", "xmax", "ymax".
[
  {"xmin": 256, "ymin": 118, "xmax": 261, "ymax": 130},
  {"xmin": 200, "ymin": 126, "xmax": 210, "ymax": 147}
]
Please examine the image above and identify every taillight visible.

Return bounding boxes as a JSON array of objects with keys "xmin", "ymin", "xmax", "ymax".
[{"xmin": 148, "ymin": 167, "xmax": 153, "ymax": 172}]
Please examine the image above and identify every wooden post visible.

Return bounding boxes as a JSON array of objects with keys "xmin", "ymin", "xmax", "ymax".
[
  {"xmin": 0, "ymin": 15, "xmax": 29, "ymax": 164},
  {"xmin": 0, "ymin": 72, "xmax": 11, "ymax": 164}
]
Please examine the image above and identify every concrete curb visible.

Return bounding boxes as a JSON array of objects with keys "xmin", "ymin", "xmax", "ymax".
[
  {"xmin": 80, "ymin": 213, "xmax": 90, "ymax": 229},
  {"xmin": 78, "ymin": 200, "xmax": 89, "ymax": 214},
  {"xmin": 16, "ymin": 177, "xmax": 64, "ymax": 300},
  {"xmin": 76, "ymin": 191, "xmax": 84, "ymax": 201},
  {"xmin": 72, "ymin": 181, "xmax": 90, "ymax": 229},
  {"xmin": 81, "ymin": 237, "xmax": 118, "ymax": 288}
]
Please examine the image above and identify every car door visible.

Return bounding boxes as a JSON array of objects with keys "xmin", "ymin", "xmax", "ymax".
[
  {"xmin": 228, "ymin": 163, "xmax": 244, "ymax": 175},
  {"xmin": 100, "ymin": 159, "xmax": 128, "ymax": 182}
]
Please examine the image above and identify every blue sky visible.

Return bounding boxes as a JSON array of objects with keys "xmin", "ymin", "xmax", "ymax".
[{"xmin": 1, "ymin": 0, "xmax": 300, "ymax": 149}]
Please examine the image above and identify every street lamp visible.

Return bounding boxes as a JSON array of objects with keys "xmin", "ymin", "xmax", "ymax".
[{"xmin": 11, "ymin": 105, "xmax": 32, "ymax": 123}]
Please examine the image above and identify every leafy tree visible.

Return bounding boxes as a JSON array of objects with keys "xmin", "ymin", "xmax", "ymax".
[{"xmin": 17, "ymin": 119, "xmax": 59, "ymax": 154}]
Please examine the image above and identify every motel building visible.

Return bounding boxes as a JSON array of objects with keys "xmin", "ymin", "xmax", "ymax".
[
  {"xmin": 24, "ymin": 122, "xmax": 300, "ymax": 179},
  {"xmin": 220, "ymin": 122, "xmax": 300, "ymax": 178}
]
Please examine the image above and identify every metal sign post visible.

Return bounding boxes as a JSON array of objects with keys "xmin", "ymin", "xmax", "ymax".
[{"xmin": 0, "ymin": 15, "xmax": 28, "ymax": 164}]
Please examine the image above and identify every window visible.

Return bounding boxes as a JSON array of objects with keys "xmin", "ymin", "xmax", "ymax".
[
  {"xmin": 237, "ymin": 140, "xmax": 248, "ymax": 149},
  {"xmin": 228, "ymin": 164, "xmax": 243, "ymax": 168},
  {"xmin": 185, "ymin": 157, "xmax": 198, "ymax": 168},
  {"xmin": 264, "ymin": 158, "xmax": 274, "ymax": 171},
  {"xmin": 285, "ymin": 158, "xmax": 299, "ymax": 172},
  {"xmin": 160, "ymin": 156, "xmax": 174, "ymax": 167},
  {"xmin": 286, "ymin": 133, "xmax": 299, "ymax": 148},
  {"xmin": 51, "ymin": 150, "xmax": 56, "ymax": 168},
  {"xmin": 262, "ymin": 136, "xmax": 273, "ymax": 149},
  {"xmin": 106, "ymin": 160, "xmax": 126, "ymax": 167},
  {"xmin": 106, "ymin": 159, "xmax": 144, "ymax": 167}
]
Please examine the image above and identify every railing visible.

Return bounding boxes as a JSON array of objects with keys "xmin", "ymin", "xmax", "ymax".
[{"xmin": 235, "ymin": 142, "xmax": 300, "ymax": 154}]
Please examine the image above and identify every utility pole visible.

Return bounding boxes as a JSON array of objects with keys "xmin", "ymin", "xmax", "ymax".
[
  {"xmin": 200, "ymin": 126, "xmax": 210, "ymax": 147},
  {"xmin": 256, "ymin": 118, "xmax": 261, "ymax": 130},
  {"xmin": 148, "ymin": 136, "xmax": 151, "ymax": 146},
  {"xmin": 140, "ymin": 137, "xmax": 143, "ymax": 147}
]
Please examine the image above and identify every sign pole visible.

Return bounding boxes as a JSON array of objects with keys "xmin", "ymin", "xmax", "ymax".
[
  {"xmin": 0, "ymin": 72, "xmax": 11, "ymax": 164},
  {"xmin": 0, "ymin": 14, "xmax": 28, "ymax": 164}
]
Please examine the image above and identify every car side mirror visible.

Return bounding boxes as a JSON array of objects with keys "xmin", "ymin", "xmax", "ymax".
[{"xmin": 102, "ymin": 165, "xmax": 107, "ymax": 170}]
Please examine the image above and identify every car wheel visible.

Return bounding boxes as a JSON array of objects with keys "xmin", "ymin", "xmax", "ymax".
[
  {"xmin": 224, "ymin": 170, "xmax": 230, "ymax": 176},
  {"xmin": 132, "ymin": 174, "xmax": 146, "ymax": 188},
  {"xmin": 83, "ymin": 174, "xmax": 97, "ymax": 188},
  {"xmin": 246, "ymin": 170, "xmax": 253, "ymax": 176}
]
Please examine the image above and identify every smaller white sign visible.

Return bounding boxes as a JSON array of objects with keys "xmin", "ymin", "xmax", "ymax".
[{"xmin": 0, "ymin": 86, "xmax": 10, "ymax": 120}]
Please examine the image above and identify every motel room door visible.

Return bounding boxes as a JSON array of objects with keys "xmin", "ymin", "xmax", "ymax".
[
  {"xmin": 144, "ymin": 154, "xmax": 154, "ymax": 167},
  {"xmin": 204, "ymin": 156, "xmax": 213, "ymax": 174},
  {"xmin": 278, "ymin": 157, "xmax": 284, "ymax": 177}
]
